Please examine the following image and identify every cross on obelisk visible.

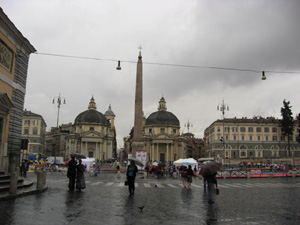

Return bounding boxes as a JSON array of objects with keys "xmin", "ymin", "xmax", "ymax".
[{"xmin": 132, "ymin": 46, "xmax": 144, "ymax": 158}]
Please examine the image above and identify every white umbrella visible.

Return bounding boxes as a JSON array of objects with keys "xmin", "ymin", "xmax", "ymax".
[
  {"xmin": 152, "ymin": 162, "xmax": 158, "ymax": 166},
  {"xmin": 173, "ymin": 158, "xmax": 198, "ymax": 167}
]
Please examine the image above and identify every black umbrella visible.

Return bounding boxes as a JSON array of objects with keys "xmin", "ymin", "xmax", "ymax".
[
  {"xmin": 127, "ymin": 158, "xmax": 144, "ymax": 167},
  {"xmin": 199, "ymin": 161, "xmax": 221, "ymax": 177},
  {"xmin": 71, "ymin": 153, "xmax": 86, "ymax": 159}
]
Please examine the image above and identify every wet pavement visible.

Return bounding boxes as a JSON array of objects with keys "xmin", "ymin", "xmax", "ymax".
[{"xmin": 0, "ymin": 171, "xmax": 299, "ymax": 225}]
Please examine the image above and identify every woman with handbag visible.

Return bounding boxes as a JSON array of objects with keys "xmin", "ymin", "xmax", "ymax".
[{"xmin": 126, "ymin": 160, "xmax": 138, "ymax": 195}]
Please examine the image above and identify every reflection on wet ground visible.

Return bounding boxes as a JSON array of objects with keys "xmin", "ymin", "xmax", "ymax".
[{"xmin": 0, "ymin": 173, "xmax": 299, "ymax": 225}]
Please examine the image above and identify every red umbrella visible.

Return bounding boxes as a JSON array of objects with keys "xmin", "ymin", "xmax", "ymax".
[{"xmin": 199, "ymin": 161, "xmax": 221, "ymax": 177}]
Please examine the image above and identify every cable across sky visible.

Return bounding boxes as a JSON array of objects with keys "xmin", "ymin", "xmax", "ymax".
[{"xmin": 33, "ymin": 52, "xmax": 300, "ymax": 75}]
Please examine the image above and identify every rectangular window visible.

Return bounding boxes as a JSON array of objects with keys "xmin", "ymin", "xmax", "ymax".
[
  {"xmin": 257, "ymin": 135, "xmax": 261, "ymax": 141},
  {"xmin": 264, "ymin": 127, "xmax": 269, "ymax": 133},
  {"xmin": 272, "ymin": 127, "xmax": 277, "ymax": 133},
  {"xmin": 24, "ymin": 128, "xmax": 29, "ymax": 135},
  {"xmin": 241, "ymin": 151, "xmax": 246, "ymax": 157},
  {"xmin": 225, "ymin": 135, "xmax": 229, "ymax": 141},
  {"xmin": 89, "ymin": 127, "xmax": 94, "ymax": 131},
  {"xmin": 232, "ymin": 127, "xmax": 238, "ymax": 132},
  {"xmin": 265, "ymin": 136, "xmax": 269, "ymax": 141},
  {"xmin": 224, "ymin": 127, "xmax": 230, "ymax": 132},
  {"xmin": 88, "ymin": 152, "xmax": 94, "ymax": 158},
  {"xmin": 217, "ymin": 127, "xmax": 221, "ymax": 132},
  {"xmin": 172, "ymin": 129, "xmax": 176, "ymax": 134},
  {"xmin": 249, "ymin": 135, "xmax": 253, "ymax": 141},
  {"xmin": 241, "ymin": 135, "xmax": 245, "ymax": 141},
  {"xmin": 256, "ymin": 127, "xmax": 262, "ymax": 132},
  {"xmin": 33, "ymin": 120, "xmax": 38, "ymax": 126},
  {"xmin": 149, "ymin": 129, "xmax": 152, "ymax": 134},
  {"xmin": 160, "ymin": 128, "xmax": 165, "ymax": 133},
  {"xmin": 248, "ymin": 127, "xmax": 254, "ymax": 132},
  {"xmin": 33, "ymin": 128, "xmax": 38, "ymax": 135},
  {"xmin": 233, "ymin": 135, "xmax": 237, "ymax": 141},
  {"xmin": 24, "ymin": 120, "xmax": 30, "ymax": 125},
  {"xmin": 240, "ymin": 127, "xmax": 246, "ymax": 132},
  {"xmin": 281, "ymin": 135, "xmax": 285, "ymax": 141},
  {"xmin": 273, "ymin": 136, "xmax": 277, "ymax": 141}
]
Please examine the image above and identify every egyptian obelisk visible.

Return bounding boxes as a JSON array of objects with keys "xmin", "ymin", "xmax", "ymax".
[{"xmin": 132, "ymin": 46, "xmax": 144, "ymax": 158}]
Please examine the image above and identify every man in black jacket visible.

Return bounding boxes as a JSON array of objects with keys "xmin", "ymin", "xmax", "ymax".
[{"xmin": 67, "ymin": 156, "xmax": 77, "ymax": 191}]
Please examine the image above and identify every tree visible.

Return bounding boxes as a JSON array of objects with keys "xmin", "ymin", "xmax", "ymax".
[
  {"xmin": 280, "ymin": 100, "xmax": 294, "ymax": 157},
  {"xmin": 297, "ymin": 113, "xmax": 300, "ymax": 144}
]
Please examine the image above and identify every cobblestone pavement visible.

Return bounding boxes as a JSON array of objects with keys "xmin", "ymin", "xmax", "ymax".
[{"xmin": 0, "ymin": 172, "xmax": 299, "ymax": 225}]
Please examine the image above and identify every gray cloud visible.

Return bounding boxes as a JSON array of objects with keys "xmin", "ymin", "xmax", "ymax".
[{"xmin": 2, "ymin": 0, "xmax": 300, "ymax": 147}]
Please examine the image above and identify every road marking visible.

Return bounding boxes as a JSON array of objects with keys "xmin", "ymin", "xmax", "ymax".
[
  {"xmin": 167, "ymin": 184, "xmax": 177, "ymax": 188},
  {"xmin": 217, "ymin": 184, "xmax": 230, "ymax": 188},
  {"xmin": 90, "ymin": 182, "xmax": 103, "ymax": 185},
  {"xmin": 105, "ymin": 182, "xmax": 114, "ymax": 186},
  {"xmin": 154, "ymin": 183, "xmax": 165, "ymax": 188},
  {"xmin": 144, "ymin": 183, "xmax": 151, "ymax": 188},
  {"xmin": 191, "ymin": 184, "xmax": 202, "ymax": 188}
]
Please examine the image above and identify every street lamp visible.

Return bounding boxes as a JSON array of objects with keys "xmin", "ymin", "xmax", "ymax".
[
  {"xmin": 217, "ymin": 100, "xmax": 229, "ymax": 165},
  {"xmin": 52, "ymin": 93, "xmax": 66, "ymax": 164},
  {"xmin": 185, "ymin": 120, "xmax": 193, "ymax": 133},
  {"xmin": 53, "ymin": 93, "xmax": 66, "ymax": 128}
]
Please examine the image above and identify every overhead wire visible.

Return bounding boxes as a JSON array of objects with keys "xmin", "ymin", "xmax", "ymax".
[{"xmin": 33, "ymin": 52, "xmax": 300, "ymax": 74}]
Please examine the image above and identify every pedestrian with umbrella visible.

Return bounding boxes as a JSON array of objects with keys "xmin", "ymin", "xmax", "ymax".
[
  {"xmin": 200, "ymin": 162, "xmax": 221, "ymax": 203},
  {"xmin": 67, "ymin": 155, "xmax": 77, "ymax": 191}
]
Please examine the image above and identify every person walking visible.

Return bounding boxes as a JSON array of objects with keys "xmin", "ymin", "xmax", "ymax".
[
  {"xmin": 126, "ymin": 160, "xmax": 138, "ymax": 195},
  {"xmin": 67, "ymin": 156, "xmax": 77, "ymax": 191},
  {"xmin": 116, "ymin": 163, "xmax": 121, "ymax": 179},
  {"xmin": 186, "ymin": 165, "xmax": 195, "ymax": 187},
  {"xmin": 21, "ymin": 159, "xmax": 29, "ymax": 177},
  {"xmin": 206, "ymin": 173, "xmax": 217, "ymax": 203},
  {"xmin": 76, "ymin": 159, "xmax": 86, "ymax": 191}
]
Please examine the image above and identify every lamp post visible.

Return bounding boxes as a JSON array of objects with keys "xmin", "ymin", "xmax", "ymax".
[
  {"xmin": 185, "ymin": 120, "xmax": 193, "ymax": 133},
  {"xmin": 53, "ymin": 93, "xmax": 66, "ymax": 128},
  {"xmin": 52, "ymin": 93, "xmax": 66, "ymax": 164},
  {"xmin": 217, "ymin": 100, "xmax": 229, "ymax": 165}
]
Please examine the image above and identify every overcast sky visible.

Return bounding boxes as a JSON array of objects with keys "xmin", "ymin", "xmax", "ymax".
[{"xmin": 2, "ymin": 0, "xmax": 300, "ymax": 148}]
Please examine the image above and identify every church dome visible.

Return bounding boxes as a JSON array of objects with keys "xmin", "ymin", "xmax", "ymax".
[
  {"xmin": 145, "ymin": 97, "xmax": 180, "ymax": 126},
  {"xmin": 74, "ymin": 97, "xmax": 108, "ymax": 125}
]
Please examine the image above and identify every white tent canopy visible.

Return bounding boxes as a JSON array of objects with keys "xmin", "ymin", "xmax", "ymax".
[
  {"xmin": 173, "ymin": 158, "xmax": 198, "ymax": 167},
  {"xmin": 81, "ymin": 157, "xmax": 94, "ymax": 171}
]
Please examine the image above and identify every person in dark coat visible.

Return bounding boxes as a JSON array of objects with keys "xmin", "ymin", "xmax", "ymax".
[
  {"xmin": 21, "ymin": 159, "xmax": 29, "ymax": 177},
  {"xmin": 126, "ymin": 160, "xmax": 138, "ymax": 195},
  {"xmin": 186, "ymin": 165, "xmax": 195, "ymax": 187},
  {"xmin": 76, "ymin": 159, "xmax": 86, "ymax": 191},
  {"xmin": 67, "ymin": 156, "xmax": 77, "ymax": 191},
  {"xmin": 206, "ymin": 173, "xmax": 217, "ymax": 203}
]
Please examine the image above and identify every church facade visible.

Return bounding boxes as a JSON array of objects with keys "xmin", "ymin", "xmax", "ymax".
[
  {"xmin": 124, "ymin": 97, "xmax": 190, "ymax": 162},
  {"xmin": 64, "ymin": 97, "xmax": 116, "ymax": 161}
]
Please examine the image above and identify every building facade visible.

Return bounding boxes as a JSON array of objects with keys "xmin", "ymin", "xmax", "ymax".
[
  {"xmin": 124, "ymin": 97, "xmax": 204, "ymax": 163},
  {"xmin": 64, "ymin": 97, "xmax": 117, "ymax": 161},
  {"xmin": 204, "ymin": 117, "xmax": 300, "ymax": 164},
  {"xmin": 0, "ymin": 8, "xmax": 36, "ymax": 173},
  {"xmin": 21, "ymin": 110, "xmax": 47, "ymax": 160}
]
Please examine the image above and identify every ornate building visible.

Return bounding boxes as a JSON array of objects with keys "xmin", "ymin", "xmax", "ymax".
[
  {"xmin": 64, "ymin": 97, "xmax": 116, "ymax": 161},
  {"xmin": 21, "ymin": 110, "xmax": 47, "ymax": 160},
  {"xmin": 204, "ymin": 117, "xmax": 300, "ymax": 164},
  {"xmin": 0, "ymin": 8, "xmax": 35, "ymax": 174},
  {"xmin": 124, "ymin": 97, "xmax": 203, "ymax": 162}
]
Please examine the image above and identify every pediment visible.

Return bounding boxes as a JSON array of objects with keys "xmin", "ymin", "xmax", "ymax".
[
  {"xmin": 81, "ymin": 130, "xmax": 102, "ymax": 138},
  {"xmin": 152, "ymin": 133, "xmax": 174, "ymax": 139}
]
